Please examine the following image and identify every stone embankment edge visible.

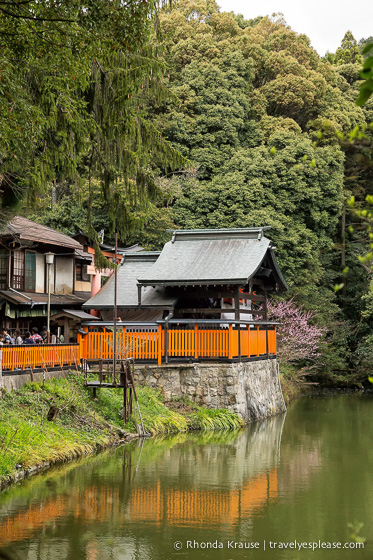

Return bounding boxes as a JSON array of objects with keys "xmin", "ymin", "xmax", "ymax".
[{"xmin": 0, "ymin": 432, "xmax": 138, "ymax": 491}]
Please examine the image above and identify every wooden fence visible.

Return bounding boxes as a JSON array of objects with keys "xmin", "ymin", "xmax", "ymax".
[
  {"xmin": 0, "ymin": 344, "xmax": 80, "ymax": 372},
  {"xmin": 81, "ymin": 322, "xmax": 277, "ymax": 365},
  {"xmin": 0, "ymin": 322, "xmax": 276, "ymax": 373}
]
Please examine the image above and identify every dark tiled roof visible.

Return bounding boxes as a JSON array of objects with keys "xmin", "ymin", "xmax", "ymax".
[
  {"xmin": 53, "ymin": 309, "xmax": 100, "ymax": 321},
  {"xmin": 137, "ymin": 228, "xmax": 288, "ymax": 289},
  {"xmin": 1, "ymin": 217, "xmax": 83, "ymax": 250},
  {"xmin": 0, "ymin": 290, "xmax": 90, "ymax": 306},
  {"xmin": 100, "ymin": 243, "xmax": 143, "ymax": 254},
  {"xmin": 75, "ymin": 249, "xmax": 93, "ymax": 261},
  {"xmin": 83, "ymin": 252, "xmax": 177, "ymax": 310}
]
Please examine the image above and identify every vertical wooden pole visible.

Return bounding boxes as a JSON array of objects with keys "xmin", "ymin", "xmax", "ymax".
[
  {"xmin": 122, "ymin": 325, "xmax": 126, "ymax": 359},
  {"xmin": 165, "ymin": 322, "xmax": 169, "ymax": 364},
  {"xmin": 194, "ymin": 323, "xmax": 198, "ymax": 360},
  {"xmin": 157, "ymin": 325, "xmax": 162, "ymax": 365},
  {"xmin": 234, "ymin": 288, "xmax": 241, "ymax": 361},
  {"xmin": 228, "ymin": 323, "xmax": 233, "ymax": 360},
  {"xmin": 266, "ymin": 328, "xmax": 269, "ymax": 359},
  {"xmin": 82, "ymin": 326, "xmax": 88, "ymax": 360},
  {"xmin": 262, "ymin": 289, "xmax": 268, "ymax": 321}
]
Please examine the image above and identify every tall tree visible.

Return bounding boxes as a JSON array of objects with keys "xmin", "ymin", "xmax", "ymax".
[
  {"xmin": 0, "ymin": 0, "xmax": 186, "ymax": 249},
  {"xmin": 334, "ymin": 31, "xmax": 363, "ymax": 65}
]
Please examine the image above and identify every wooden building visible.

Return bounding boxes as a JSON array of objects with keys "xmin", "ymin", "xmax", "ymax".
[
  {"xmin": 0, "ymin": 217, "xmax": 97, "ymax": 338},
  {"xmin": 84, "ymin": 227, "xmax": 288, "ymax": 322},
  {"xmin": 81, "ymin": 228, "xmax": 288, "ymax": 364}
]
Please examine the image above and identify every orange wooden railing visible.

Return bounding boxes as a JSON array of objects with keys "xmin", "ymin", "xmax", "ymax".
[
  {"xmin": 0, "ymin": 344, "xmax": 80, "ymax": 372},
  {"xmin": 0, "ymin": 323, "xmax": 276, "ymax": 372},
  {"xmin": 82, "ymin": 328, "xmax": 164, "ymax": 364},
  {"xmin": 81, "ymin": 322, "xmax": 276, "ymax": 365}
]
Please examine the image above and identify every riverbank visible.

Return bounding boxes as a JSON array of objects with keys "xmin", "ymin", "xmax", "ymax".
[
  {"xmin": 0, "ymin": 373, "xmax": 243, "ymax": 488},
  {"xmin": 279, "ymin": 364, "xmax": 313, "ymax": 403}
]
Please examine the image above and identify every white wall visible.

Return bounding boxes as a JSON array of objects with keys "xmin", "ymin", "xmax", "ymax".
[
  {"xmin": 55, "ymin": 257, "xmax": 74, "ymax": 294},
  {"xmin": 35, "ymin": 253, "xmax": 45, "ymax": 293}
]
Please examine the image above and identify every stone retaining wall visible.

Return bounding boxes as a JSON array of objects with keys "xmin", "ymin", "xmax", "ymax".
[
  {"xmin": 0, "ymin": 369, "xmax": 68, "ymax": 392},
  {"xmin": 134, "ymin": 359, "xmax": 286, "ymax": 423}
]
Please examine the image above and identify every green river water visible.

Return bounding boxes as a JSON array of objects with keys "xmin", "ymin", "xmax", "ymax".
[{"xmin": 0, "ymin": 393, "xmax": 372, "ymax": 560}]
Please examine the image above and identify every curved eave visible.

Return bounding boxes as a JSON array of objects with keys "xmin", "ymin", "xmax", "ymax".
[
  {"xmin": 267, "ymin": 248, "xmax": 289, "ymax": 291},
  {"xmin": 83, "ymin": 304, "xmax": 175, "ymax": 310},
  {"xmin": 138, "ymin": 278, "xmax": 252, "ymax": 287}
]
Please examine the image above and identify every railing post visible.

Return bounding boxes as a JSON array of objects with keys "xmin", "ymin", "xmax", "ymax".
[
  {"xmin": 228, "ymin": 323, "xmax": 233, "ymax": 360},
  {"xmin": 256, "ymin": 325, "xmax": 259, "ymax": 357},
  {"xmin": 82, "ymin": 326, "xmax": 88, "ymax": 360},
  {"xmin": 165, "ymin": 323, "xmax": 169, "ymax": 364},
  {"xmin": 122, "ymin": 326, "xmax": 126, "ymax": 359},
  {"xmin": 194, "ymin": 323, "xmax": 198, "ymax": 360},
  {"xmin": 266, "ymin": 327, "xmax": 269, "ymax": 359},
  {"xmin": 248, "ymin": 324, "xmax": 251, "ymax": 357},
  {"xmin": 157, "ymin": 325, "xmax": 162, "ymax": 365},
  {"xmin": 78, "ymin": 331, "xmax": 84, "ymax": 359},
  {"xmin": 238, "ymin": 323, "xmax": 241, "ymax": 362}
]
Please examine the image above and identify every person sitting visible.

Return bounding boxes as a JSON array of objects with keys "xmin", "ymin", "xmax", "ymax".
[
  {"xmin": 30, "ymin": 327, "xmax": 43, "ymax": 344},
  {"xmin": 2, "ymin": 329, "xmax": 11, "ymax": 344},
  {"xmin": 24, "ymin": 331, "xmax": 35, "ymax": 344},
  {"xmin": 14, "ymin": 329, "xmax": 23, "ymax": 345}
]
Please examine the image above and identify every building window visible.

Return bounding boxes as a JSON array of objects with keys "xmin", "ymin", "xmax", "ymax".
[
  {"xmin": 0, "ymin": 249, "xmax": 8, "ymax": 289},
  {"xmin": 76, "ymin": 261, "xmax": 90, "ymax": 282},
  {"xmin": 76, "ymin": 262, "xmax": 82, "ymax": 282},
  {"xmin": 12, "ymin": 250, "xmax": 24, "ymax": 290},
  {"xmin": 25, "ymin": 251, "xmax": 36, "ymax": 291}
]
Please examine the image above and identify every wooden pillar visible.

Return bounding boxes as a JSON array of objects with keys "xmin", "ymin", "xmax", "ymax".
[
  {"xmin": 82, "ymin": 326, "xmax": 88, "ymax": 360},
  {"xmin": 122, "ymin": 325, "xmax": 126, "ymax": 359},
  {"xmin": 234, "ymin": 288, "xmax": 241, "ymax": 362},
  {"xmin": 165, "ymin": 322, "xmax": 169, "ymax": 364},
  {"xmin": 194, "ymin": 323, "xmax": 199, "ymax": 360},
  {"xmin": 157, "ymin": 325, "xmax": 162, "ymax": 366},
  {"xmin": 266, "ymin": 328, "xmax": 269, "ymax": 359},
  {"xmin": 262, "ymin": 289, "xmax": 268, "ymax": 321},
  {"xmin": 64, "ymin": 317, "xmax": 69, "ymax": 344},
  {"xmin": 228, "ymin": 323, "xmax": 233, "ymax": 360}
]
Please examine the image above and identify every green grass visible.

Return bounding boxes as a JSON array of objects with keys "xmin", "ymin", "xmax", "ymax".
[
  {"xmin": 0, "ymin": 375, "xmax": 116, "ymax": 481},
  {"xmin": 95, "ymin": 382, "xmax": 243, "ymax": 434},
  {"xmin": 0, "ymin": 374, "xmax": 244, "ymax": 485}
]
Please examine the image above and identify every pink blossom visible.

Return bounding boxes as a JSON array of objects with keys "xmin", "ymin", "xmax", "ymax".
[{"xmin": 267, "ymin": 298, "xmax": 325, "ymax": 363}]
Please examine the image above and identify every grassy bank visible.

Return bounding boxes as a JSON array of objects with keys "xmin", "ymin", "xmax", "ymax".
[{"xmin": 0, "ymin": 373, "xmax": 243, "ymax": 486}]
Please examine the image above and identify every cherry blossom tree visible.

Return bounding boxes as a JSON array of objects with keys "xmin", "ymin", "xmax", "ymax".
[{"xmin": 267, "ymin": 298, "xmax": 326, "ymax": 364}]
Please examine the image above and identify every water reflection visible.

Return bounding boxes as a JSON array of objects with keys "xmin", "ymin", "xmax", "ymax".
[
  {"xmin": 1, "ymin": 395, "xmax": 371, "ymax": 560},
  {"xmin": 0, "ymin": 415, "xmax": 285, "ymax": 553}
]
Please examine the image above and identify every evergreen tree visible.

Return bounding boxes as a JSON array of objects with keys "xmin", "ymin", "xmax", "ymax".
[{"xmin": 334, "ymin": 31, "xmax": 364, "ymax": 65}]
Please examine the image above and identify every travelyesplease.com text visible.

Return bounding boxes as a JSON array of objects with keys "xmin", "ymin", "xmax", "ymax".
[{"xmin": 173, "ymin": 539, "xmax": 364, "ymax": 551}]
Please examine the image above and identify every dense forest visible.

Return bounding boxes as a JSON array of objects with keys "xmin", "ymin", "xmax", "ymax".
[{"xmin": 1, "ymin": 0, "xmax": 373, "ymax": 382}]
